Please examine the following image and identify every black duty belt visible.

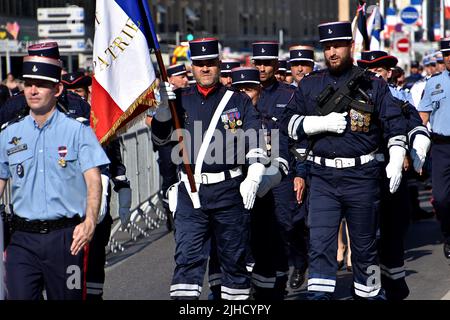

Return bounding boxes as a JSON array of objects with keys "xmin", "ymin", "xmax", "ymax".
[
  {"xmin": 431, "ymin": 133, "xmax": 450, "ymax": 144},
  {"xmin": 12, "ymin": 215, "xmax": 82, "ymax": 234}
]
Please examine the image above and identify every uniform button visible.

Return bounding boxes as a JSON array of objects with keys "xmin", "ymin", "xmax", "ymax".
[
  {"xmin": 39, "ymin": 149, "xmax": 43, "ymax": 153},
  {"xmin": 201, "ymin": 102, "xmax": 205, "ymax": 105},
  {"xmin": 40, "ymin": 170, "xmax": 44, "ymax": 173}
]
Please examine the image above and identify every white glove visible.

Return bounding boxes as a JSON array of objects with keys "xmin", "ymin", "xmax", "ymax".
[
  {"xmin": 385, "ymin": 146, "xmax": 406, "ymax": 194},
  {"xmin": 98, "ymin": 174, "xmax": 110, "ymax": 224},
  {"xmin": 302, "ymin": 112, "xmax": 347, "ymax": 135},
  {"xmin": 256, "ymin": 164, "xmax": 282, "ymax": 198},
  {"xmin": 240, "ymin": 163, "xmax": 266, "ymax": 210},
  {"xmin": 410, "ymin": 134, "xmax": 431, "ymax": 174},
  {"xmin": 154, "ymin": 82, "xmax": 175, "ymax": 122}
]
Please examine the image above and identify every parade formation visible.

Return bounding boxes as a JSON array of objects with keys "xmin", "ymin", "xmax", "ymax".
[{"xmin": 0, "ymin": 0, "xmax": 449, "ymax": 302}]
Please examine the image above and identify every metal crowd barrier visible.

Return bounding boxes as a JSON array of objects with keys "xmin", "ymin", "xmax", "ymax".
[{"xmin": 107, "ymin": 120, "xmax": 166, "ymax": 254}]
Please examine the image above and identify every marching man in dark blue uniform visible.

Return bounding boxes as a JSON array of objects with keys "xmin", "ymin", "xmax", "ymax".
[
  {"xmin": 250, "ymin": 41, "xmax": 296, "ymax": 299},
  {"xmin": 418, "ymin": 38, "xmax": 450, "ymax": 259},
  {"xmin": 220, "ymin": 60, "xmax": 240, "ymax": 87},
  {"xmin": 357, "ymin": 50, "xmax": 431, "ymax": 299},
  {"xmin": 289, "ymin": 45, "xmax": 315, "ymax": 88},
  {"xmin": 281, "ymin": 21, "xmax": 408, "ymax": 300},
  {"xmin": 151, "ymin": 38, "xmax": 267, "ymax": 300},
  {"xmin": 61, "ymin": 71, "xmax": 133, "ymax": 300},
  {"xmin": 0, "ymin": 53, "xmax": 109, "ymax": 300},
  {"xmin": 231, "ymin": 65, "xmax": 292, "ymax": 300},
  {"xmin": 287, "ymin": 44, "xmax": 316, "ymax": 290}
]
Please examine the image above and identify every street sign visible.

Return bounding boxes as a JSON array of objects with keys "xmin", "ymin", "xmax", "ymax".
[
  {"xmin": 38, "ymin": 23, "xmax": 85, "ymax": 38},
  {"xmin": 44, "ymin": 39, "xmax": 86, "ymax": 52},
  {"xmin": 400, "ymin": 6, "xmax": 420, "ymax": 25},
  {"xmin": 397, "ymin": 38, "xmax": 410, "ymax": 53},
  {"xmin": 37, "ymin": 7, "xmax": 84, "ymax": 22}
]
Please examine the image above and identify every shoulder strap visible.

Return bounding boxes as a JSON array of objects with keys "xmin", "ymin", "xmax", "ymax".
[{"xmin": 194, "ymin": 90, "xmax": 234, "ymax": 176}]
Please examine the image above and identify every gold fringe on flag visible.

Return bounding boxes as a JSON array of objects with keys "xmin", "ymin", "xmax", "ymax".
[{"xmin": 100, "ymin": 80, "xmax": 159, "ymax": 145}]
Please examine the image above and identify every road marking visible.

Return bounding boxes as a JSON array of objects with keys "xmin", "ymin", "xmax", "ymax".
[{"xmin": 441, "ymin": 290, "xmax": 450, "ymax": 300}]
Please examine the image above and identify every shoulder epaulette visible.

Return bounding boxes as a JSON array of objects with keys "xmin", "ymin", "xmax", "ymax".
[
  {"xmin": 63, "ymin": 112, "xmax": 90, "ymax": 125},
  {"xmin": 0, "ymin": 114, "xmax": 27, "ymax": 131},
  {"xmin": 429, "ymin": 72, "xmax": 442, "ymax": 79},
  {"xmin": 304, "ymin": 70, "xmax": 323, "ymax": 78}
]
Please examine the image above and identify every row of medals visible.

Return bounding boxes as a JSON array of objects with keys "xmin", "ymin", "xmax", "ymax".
[
  {"xmin": 223, "ymin": 118, "xmax": 242, "ymax": 133},
  {"xmin": 350, "ymin": 109, "xmax": 370, "ymax": 133}
]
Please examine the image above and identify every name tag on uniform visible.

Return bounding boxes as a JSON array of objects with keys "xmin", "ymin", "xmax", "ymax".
[
  {"xmin": 431, "ymin": 90, "xmax": 444, "ymax": 96},
  {"xmin": 276, "ymin": 104, "xmax": 287, "ymax": 108},
  {"xmin": 7, "ymin": 144, "xmax": 27, "ymax": 156}
]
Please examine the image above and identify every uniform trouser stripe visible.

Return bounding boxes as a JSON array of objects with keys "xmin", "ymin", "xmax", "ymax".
[
  {"xmin": 354, "ymin": 282, "xmax": 381, "ymax": 298},
  {"xmin": 308, "ymin": 278, "xmax": 336, "ymax": 293},
  {"xmin": 221, "ymin": 286, "xmax": 250, "ymax": 300},
  {"xmin": 86, "ymin": 282, "xmax": 104, "ymax": 289},
  {"xmin": 380, "ymin": 264, "xmax": 405, "ymax": 279},
  {"xmin": 86, "ymin": 288, "xmax": 103, "ymax": 295},
  {"xmin": 170, "ymin": 283, "xmax": 202, "ymax": 297}
]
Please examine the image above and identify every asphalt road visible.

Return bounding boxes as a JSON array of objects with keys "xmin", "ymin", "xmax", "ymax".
[{"xmin": 104, "ymin": 187, "xmax": 450, "ymax": 300}]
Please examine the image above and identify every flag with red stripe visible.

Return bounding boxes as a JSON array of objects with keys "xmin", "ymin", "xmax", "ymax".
[{"xmin": 91, "ymin": 0, "xmax": 158, "ymax": 143}]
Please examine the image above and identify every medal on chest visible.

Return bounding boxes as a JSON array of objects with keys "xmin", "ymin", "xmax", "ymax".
[
  {"xmin": 350, "ymin": 108, "xmax": 371, "ymax": 133},
  {"xmin": 16, "ymin": 163, "xmax": 24, "ymax": 178},
  {"xmin": 58, "ymin": 146, "xmax": 68, "ymax": 167}
]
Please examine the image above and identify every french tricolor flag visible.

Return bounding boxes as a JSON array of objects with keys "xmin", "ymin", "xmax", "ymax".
[{"xmin": 91, "ymin": 0, "xmax": 158, "ymax": 143}]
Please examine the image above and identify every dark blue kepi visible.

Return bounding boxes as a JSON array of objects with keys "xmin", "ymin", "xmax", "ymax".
[
  {"xmin": 167, "ymin": 64, "xmax": 187, "ymax": 77},
  {"xmin": 221, "ymin": 60, "xmax": 240, "ymax": 74},
  {"xmin": 441, "ymin": 38, "xmax": 450, "ymax": 52},
  {"xmin": 231, "ymin": 67, "xmax": 260, "ymax": 85},
  {"xmin": 318, "ymin": 21, "xmax": 353, "ymax": 43},
  {"xmin": 252, "ymin": 42, "xmax": 279, "ymax": 60},
  {"xmin": 189, "ymin": 38, "xmax": 219, "ymax": 60},
  {"xmin": 289, "ymin": 47, "xmax": 315, "ymax": 63}
]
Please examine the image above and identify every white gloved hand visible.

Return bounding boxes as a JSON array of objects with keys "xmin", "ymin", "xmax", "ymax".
[
  {"xmin": 302, "ymin": 112, "xmax": 347, "ymax": 135},
  {"xmin": 154, "ymin": 82, "xmax": 175, "ymax": 122},
  {"xmin": 385, "ymin": 146, "xmax": 406, "ymax": 194},
  {"xmin": 98, "ymin": 174, "xmax": 110, "ymax": 224},
  {"xmin": 256, "ymin": 164, "xmax": 282, "ymax": 198},
  {"xmin": 160, "ymin": 81, "xmax": 176, "ymax": 102},
  {"xmin": 240, "ymin": 163, "xmax": 266, "ymax": 210},
  {"xmin": 410, "ymin": 134, "xmax": 431, "ymax": 174}
]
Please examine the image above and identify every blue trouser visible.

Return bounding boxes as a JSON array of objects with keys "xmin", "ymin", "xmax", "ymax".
[
  {"xmin": 155, "ymin": 143, "xmax": 178, "ymax": 197},
  {"xmin": 250, "ymin": 175, "xmax": 297, "ymax": 300},
  {"xmin": 6, "ymin": 226, "xmax": 87, "ymax": 300},
  {"xmin": 170, "ymin": 183, "xmax": 251, "ymax": 300},
  {"xmin": 307, "ymin": 161, "xmax": 382, "ymax": 299},
  {"xmin": 86, "ymin": 213, "xmax": 112, "ymax": 300},
  {"xmin": 289, "ymin": 187, "xmax": 309, "ymax": 270},
  {"xmin": 379, "ymin": 174, "xmax": 411, "ymax": 300},
  {"xmin": 431, "ymin": 143, "xmax": 450, "ymax": 237}
]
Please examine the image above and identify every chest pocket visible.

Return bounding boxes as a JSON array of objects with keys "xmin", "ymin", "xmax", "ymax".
[
  {"xmin": 8, "ymin": 148, "xmax": 33, "ymax": 186},
  {"xmin": 431, "ymin": 92, "xmax": 446, "ymax": 111},
  {"xmin": 48, "ymin": 146, "xmax": 79, "ymax": 180}
]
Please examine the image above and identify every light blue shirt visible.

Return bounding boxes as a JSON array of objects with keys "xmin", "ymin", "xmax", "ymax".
[
  {"xmin": 0, "ymin": 109, "xmax": 110, "ymax": 220},
  {"xmin": 389, "ymin": 85, "xmax": 414, "ymax": 104},
  {"xmin": 418, "ymin": 70, "xmax": 450, "ymax": 136}
]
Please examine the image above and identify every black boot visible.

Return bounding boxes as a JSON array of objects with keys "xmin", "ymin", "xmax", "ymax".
[{"xmin": 289, "ymin": 265, "xmax": 307, "ymax": 290}]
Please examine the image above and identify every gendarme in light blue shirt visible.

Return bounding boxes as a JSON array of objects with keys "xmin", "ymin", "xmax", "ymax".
[
  {"xmin": 418, "ymin": 70, "xmax": 450, "ymax": 136},
  {"xmin": 389, "ymin": 85, "xmax": 414, "ymax": 105},
  {"xmin": 0, "ymin": 109, "xmax": 110, "ymax": 220}
]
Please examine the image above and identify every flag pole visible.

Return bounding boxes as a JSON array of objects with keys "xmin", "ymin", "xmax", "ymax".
[{"xmin": 141, "ymin": 0, "xmax": 198, "ymax": 195}]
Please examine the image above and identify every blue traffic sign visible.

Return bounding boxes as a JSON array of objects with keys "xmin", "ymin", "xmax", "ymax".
[{"xmin": 400, "ymin": 6, "xmax": 420, "ymax": 25}]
